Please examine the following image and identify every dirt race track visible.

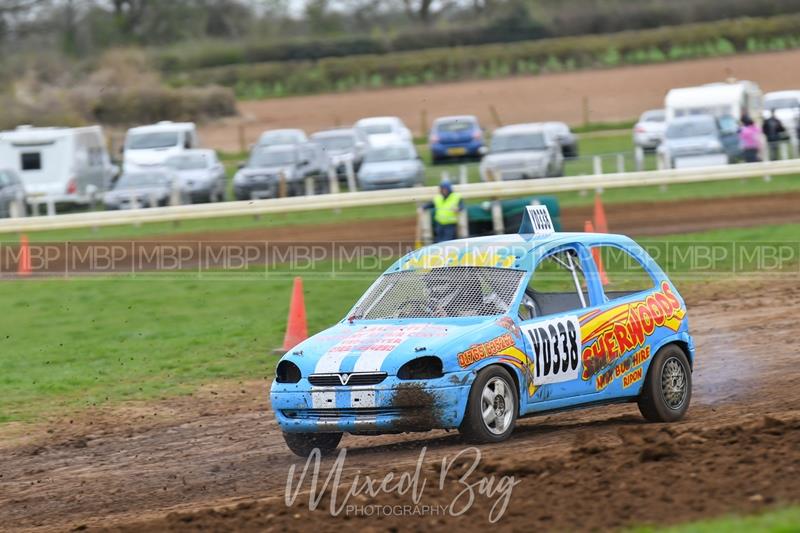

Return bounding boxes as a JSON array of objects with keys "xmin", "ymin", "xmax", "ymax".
[
  {"xmin": 200, "ymin": 49, "xmax": 800, "ymax": 151},
  {"xmin": 1, "ymin": 277, "xmax": 799, "ymax": 531}
]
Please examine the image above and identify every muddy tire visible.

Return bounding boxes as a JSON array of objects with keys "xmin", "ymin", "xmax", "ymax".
[
  {"xmin": 459, "ymin": 366, "xmax": 518, "ymax": 443},
  {"xmin": 282, "ymin": 432, "xmax": 342, "ymax": 457},
  {"xmin": 638, "ymin": 344, "xmax": 692, "ymax": 422}
]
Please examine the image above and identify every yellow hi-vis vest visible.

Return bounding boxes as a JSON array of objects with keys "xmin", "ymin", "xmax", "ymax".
[{"xmin": 433, "ymin": 193, "xmax": 461, "ymax": 225}]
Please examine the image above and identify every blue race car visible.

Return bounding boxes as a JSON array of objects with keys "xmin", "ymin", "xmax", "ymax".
[
  {"xmin": 429, "ymin": 115, "xmax": 486, "ymax": 164},
  {"xmin": 271, "ymin": 206, "xmax": 694, "ymax": 456}
]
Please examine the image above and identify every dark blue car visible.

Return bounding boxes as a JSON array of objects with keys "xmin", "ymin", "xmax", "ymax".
[{"xmin": 429, "ymin": 115, "xmax": 486, "ymax": 164}]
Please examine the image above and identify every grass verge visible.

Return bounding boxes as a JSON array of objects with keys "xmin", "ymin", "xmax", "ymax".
[{"xmin": 629, "ymin": 506, "xmax": 800, "ymax": 532}]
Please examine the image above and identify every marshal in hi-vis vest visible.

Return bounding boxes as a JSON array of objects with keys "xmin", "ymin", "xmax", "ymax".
[{"xmin": 433, "ymin": 193, "xmax": 461, "ymax": 225}]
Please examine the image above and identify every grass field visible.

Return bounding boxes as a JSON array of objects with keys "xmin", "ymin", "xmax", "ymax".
[
  {"xmin": 1, "ymin": 221, "xmax": 798, "ymax": 423},
  {"xmin": 631, "ymin": 506, "xmax": 800, "ymax": 533}
]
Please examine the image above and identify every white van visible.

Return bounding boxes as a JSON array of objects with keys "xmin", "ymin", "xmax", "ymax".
[
  {"xmin": 123, "ymin": 121, "xmax": 199, "ymax": 173},
  {"xmin": 665, "ymin": 80, "xmax": 763, "ymax": 125},
  {"xmin": 0, "ymin": 125, "xmax": 116, "ymax": 205}
]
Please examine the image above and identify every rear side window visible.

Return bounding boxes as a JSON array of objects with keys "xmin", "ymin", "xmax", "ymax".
[
  {"xmin": 520, "ymin": 249, "xmax": 589, "ymax": 320},
  {"xmin": 21, "ymin": 152, "xmax": 41, "ymax": 171},
  {"xmin": 590, "ymin": 245, "xmax": 655, "ymax": 301}
]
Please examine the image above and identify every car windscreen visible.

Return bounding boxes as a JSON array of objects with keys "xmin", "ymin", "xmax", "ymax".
[
  {"xmin": 491, "ymin": 132, "xmax": 547, "ymax": 152},
  {"xmin": 364, "ymin": 145, "xmax": 415, "ymax": 163},
  {"xmin": 362, "ymin": 124, "xmax": 393, "ymax": 135},
  {"xmin": 116, "ymin": 172, "xmax": 169, "ymax": 188},
  {"xmin": 313, "ymin": 135, "xmax": 355, "ymax": 150},
  {"xmin": 126, "ymin": 132, "xmax": 180, "ymax": 150},
  {"xmin": 765, "ymin": 98, "xmax": 800, "ymax": 111},
  {"xmin": 665, "ymin": 120, "xmax": 716, "ymax": 139},
  {"xmin": 248, "ymin": 147, "xmax": 296, "ymax": 167},
  {"xmin": 260, "ymin": 132, "xmax": 301, "ymax": 145},
  {"xmin": 436, "ymin": 120, "xmax": 475, "ymax": 133},
  {"xmin": 349, "ymin": 266, "xmax": 525, "ymax": 319},
  {"xmin": 167, "ymin": 154, "xmax": 208, "ymax": 170}
]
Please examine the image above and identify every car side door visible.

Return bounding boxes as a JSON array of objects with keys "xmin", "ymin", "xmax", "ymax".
[{"xmin": 517, "ymin": 244, "xmax": 604, "ymax": 405}]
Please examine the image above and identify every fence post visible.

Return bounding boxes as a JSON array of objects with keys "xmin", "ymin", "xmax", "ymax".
[
  {"xmin": 12, "ymin": 191, "xmax": 26, "ymax": 218},
  {"xmin": 278, "ymin": 171, "xmax": 287, "ymax": 198},
  {"xmin": 634, "ymin": 146, "xmax": 644, "ymax": 172},
  {"xmin": 417, "ymin": 206, "xmax": 433, "ymax": 246},
  {"xmin": 327, "ymin": 165, "xmax": 340, "ymax": 195},
  {"xmin": 656, "ymin": 153, "xmax": 667, "ymax": 170},
  {"xmin": 616, "ymin": 153, "xmax": 625, "ymax": 174},
  {"xmin": 592, "ymin": 155, "xmax": 603, "ymax": 175},
  {"xmin": 304, "ymin": 175, "xmax": 315, "ymax": 196},
  {"xmin": 491, "ymin": 200, "xmax": 505, "ymax": 235},
  {"xmin": 780, "ymin": 142, "xmax": 790, "ymax": 161},
  {"xmin": 170, "ymin": 181, "xmax": 182, "ymax": 206},
  {"xmin": 489, "ymin": 104, "xmax": 503, "ymax": 127},
  {"xmin": 345, "ymin": 159, "xmax": 357, "ymax": 192},
  {"xmin": 46, "ymin": 199, "xmax": 56, "ymax": 217},
  {"xmin": 457, "ymin": 209, "xmax": 469, "ymax": 239},
  {"xmin": 459, "ymin": 165, "xmax": 468, "ymax": 185},
  {"xmin": 420, "ymin": 109, "xmax": 428, "ymax": 139}
]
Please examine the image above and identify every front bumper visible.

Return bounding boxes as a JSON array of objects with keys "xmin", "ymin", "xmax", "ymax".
[{"xmin": 271, "ymin": 371, "xmax": 474, "ymax": 434}]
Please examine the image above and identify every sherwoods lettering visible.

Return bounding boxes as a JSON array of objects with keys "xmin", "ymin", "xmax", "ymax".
[{"xmin": 285, "ymin": 447, "xmax": 519, "ymax": 523}]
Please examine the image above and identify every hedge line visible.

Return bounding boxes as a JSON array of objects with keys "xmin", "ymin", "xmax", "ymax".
[
  {"xmin": 154, "ymin": 0, "xmax": 800, "ymax": 71},
  {"xmin": 168, "ymin": 15, "xmax": 800, "ymax": 99}
]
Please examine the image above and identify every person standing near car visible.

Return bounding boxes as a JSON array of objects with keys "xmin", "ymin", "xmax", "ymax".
[
  {"xmin": 424, "ymin": 179, "xmax": 464, "ymax": 243},
  {"xmin": 762, "ymin": 110, "xmax": 786, "ymax": 161},
  {"xmin": 739, "ymin": 115, "xmax": 761, "ymax": 163}
]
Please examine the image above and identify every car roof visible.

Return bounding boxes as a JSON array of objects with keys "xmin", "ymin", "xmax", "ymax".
[
  {"xmin": 256, "ymin": 143, "xmax": 298, "ymax": 152},
  {"xmin": 356, "ymin": 116, "xmax": 401, "ymax": 125},
  {"xmin": 168, "ymin": 148, "xmax": 215, "ymax": 157},
  {"xmin": 433, "ymin": 115, "xmax": 478, "ymax": 124},
  {"xmin": 669, "ymin": 114, "xmax": 716, "ymax": 124},
  {"xmin": 764, "ymin": 90, "xmax": 800, "ymax": 100},
  {"xmin": 365, "ymin": 140, "xmax": 414, "ymax": 150},
  {"xmin": 127, "ymin": 122, "xmax": 195, "ymax": 134},
  {"xmin": 388, "ymin": 232, "xmax": 638, "ymax": 272},
  {"xmin": 311, "ymin": 128, "xmax": 356, "ymax": 138},
  {"xmin": 493, "ymin": 123, "xmax": 548, "ymax": 135}
]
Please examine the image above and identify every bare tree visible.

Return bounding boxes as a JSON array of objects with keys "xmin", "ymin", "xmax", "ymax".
[{"xmin": 401, "ymin": 0, "xmax": 454, "ymax": 24}]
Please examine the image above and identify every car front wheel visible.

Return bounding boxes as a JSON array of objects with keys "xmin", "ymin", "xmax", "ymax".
[
  {"xmin": 282, "ymin": 431, "xmax": 343, "ymax": 457},
  {"xmin": 459, "ymin": 366, "xmax": 518, "ymax": 443},
  {"xmin": 637, "ymin": 344, "xmax": 692, "ymax": 422}
]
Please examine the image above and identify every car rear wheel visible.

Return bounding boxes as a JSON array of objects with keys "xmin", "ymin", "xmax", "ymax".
[
  {"xmin": 282, "ymin": 431, "xmax": 343, "ymax": 457},
  {"xmin": 637, "ymin": 344, "xmax": 692, "ymax": 422},
  {"xmin": 459, "ymin": 366, "xmax": 518, "ymax": 443}
]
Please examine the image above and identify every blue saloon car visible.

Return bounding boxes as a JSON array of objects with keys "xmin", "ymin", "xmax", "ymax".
[
  {"xmin": 429, "ymin": 115, "xmax": 486, "ymax": 164},
  {"xmin": 271, "ymin": 207, "xmax": 695, "ymax": 456}
]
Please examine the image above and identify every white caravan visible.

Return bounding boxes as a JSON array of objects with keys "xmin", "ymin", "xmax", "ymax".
[
  {"xmin": 665, "ymin": 80, "xmax": 763, "ymax": 125},
  {"xmin": 0, "ymin": 125, "xmax": 116, "ymax": 205},
  {"xmin": 123, "ymin": 121, "xmax": 199, "ymax": 173}
]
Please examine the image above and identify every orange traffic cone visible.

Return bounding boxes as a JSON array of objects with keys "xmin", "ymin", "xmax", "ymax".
[
  {"xmin": 584, "ymin": 220, "xmax": 609, "ymax": 285},
  {"xmin": 282, "ymin": 277, "xmax": 308, "ymax": 351},
  {"xmin": 593, "ymin": 194, "xmax": 609, "ymax": 233},
  {"xmin": 17, "ymin": 234, "xmax": 31, "ymax": 277}
]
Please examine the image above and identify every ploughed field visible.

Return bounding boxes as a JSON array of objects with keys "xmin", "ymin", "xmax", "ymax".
[
  {"xmin": 201, "ymin": 49, "xmax": 800, "ymax": 151},
  {"xmin": 1, "ymin": 279, "xmax": 798, "ymax": 532}
]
